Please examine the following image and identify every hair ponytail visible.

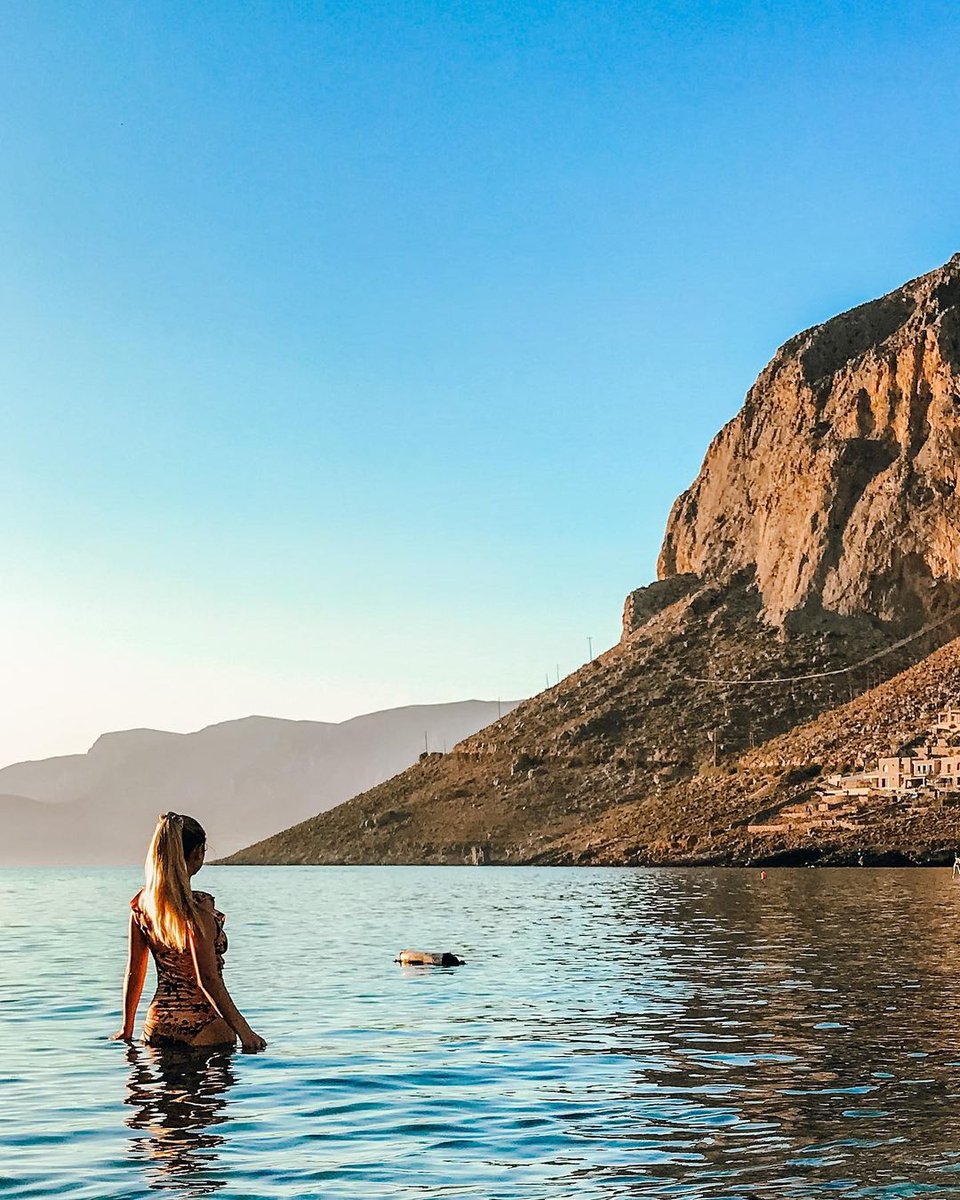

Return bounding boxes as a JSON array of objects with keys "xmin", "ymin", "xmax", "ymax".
[{"xmin": 140, "ymin": 812, "xmax": 207, "ymax": 951}]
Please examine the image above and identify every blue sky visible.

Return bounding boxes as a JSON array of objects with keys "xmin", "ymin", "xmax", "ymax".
[{"xmin": 1, "ymin": 1, "xmax": 958, "ymax": 763}]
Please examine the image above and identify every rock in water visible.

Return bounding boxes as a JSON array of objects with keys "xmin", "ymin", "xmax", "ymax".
[{"xmin": 396, "ymin": 950, "xmax": 465, "ymax": 967}]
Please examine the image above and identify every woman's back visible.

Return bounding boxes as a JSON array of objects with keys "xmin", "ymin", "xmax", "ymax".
[
  {"xmin": 131, "ymin": 888, "xmax": 229, "ymax": 1046},
  {"xmin": 112, "ymin": 811, "xmax": 265, "ymax": 1052}
]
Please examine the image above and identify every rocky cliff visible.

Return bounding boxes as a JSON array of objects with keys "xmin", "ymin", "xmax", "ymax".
[
  {"xmin": 224, "ymin": 255, "xmax": 960, "ymax": 867},
  {"xmin": 652, "ymin": 254, "xmax": 960, "ymax": 631}
]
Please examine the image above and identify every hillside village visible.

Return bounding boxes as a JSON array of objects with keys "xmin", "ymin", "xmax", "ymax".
[
  {"xmin": 826, "ymin": 707, "xmax": 960, "ymax": 796},
  {"xmin": 746, "ymin": 708, "xmax": 960, "ymax": 841}
]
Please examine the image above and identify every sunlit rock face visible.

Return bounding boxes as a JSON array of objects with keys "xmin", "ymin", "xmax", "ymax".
[{"xmin": 655, "ymin": 254, "xmax": 960, "ymax": 632}]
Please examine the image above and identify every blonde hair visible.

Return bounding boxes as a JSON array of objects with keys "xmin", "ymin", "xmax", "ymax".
[{"xmin": 140, "ymin": 812, "xmax": 206, "ymax": 951}]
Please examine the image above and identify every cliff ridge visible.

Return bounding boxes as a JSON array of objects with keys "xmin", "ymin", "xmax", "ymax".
[{"xmin": 655, "ymin": 253, "xmax": 960, "ymax": 631}]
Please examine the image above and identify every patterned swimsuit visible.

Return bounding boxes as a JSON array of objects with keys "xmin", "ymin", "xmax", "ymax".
[{"xmin": 131, "ymin": 889, "xmax": 231, "ymax": 1046}]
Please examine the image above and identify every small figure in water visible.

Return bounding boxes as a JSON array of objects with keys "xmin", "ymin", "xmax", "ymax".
[
  {"xmin": 111, "ymin": 812, "xmax": 266, "ymax": 1052},
  {"xmin": 953, "ymin": 852, "xmax": 960, "ymax": 879}
]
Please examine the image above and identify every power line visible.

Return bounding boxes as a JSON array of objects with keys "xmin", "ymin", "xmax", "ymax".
[{"xmin": 681, "ymin": 603, "xmax": 960, "ymax": 688}]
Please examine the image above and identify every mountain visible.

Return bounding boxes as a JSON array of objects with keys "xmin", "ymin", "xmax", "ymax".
[
  {"xmin": 222, "ymin": 253, "xmax": 960, "ymax": 866},
  {"xmin": 658, "ymin": 251, "xmax": 960, "ymax": 629},
  {"xmin": 0, "ymin": 701, "xmax": 519, "ymax": 865},
  {"xmin": 559, "ymin": 631, "xmax": 960, "ymax": 867}
]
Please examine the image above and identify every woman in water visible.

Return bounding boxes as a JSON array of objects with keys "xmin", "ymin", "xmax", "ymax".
[{"xmin": 111, "ymin": 812, "xmax": 266, "ymax": 1052}]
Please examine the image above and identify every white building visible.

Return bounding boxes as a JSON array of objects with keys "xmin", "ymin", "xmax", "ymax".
[
  {"xmin": 875, "ymin": 753, "xmax": 960, "ymax": 792},
  {"xmin": 824, "ymin": 769, "xmax": 878, "ymax": 796},
  {"xmin": 877, "ymin": 756, "xmax": 936, "ymax": 791},
  {"xmin": 935, "ymin": 708, "xmax": 960, "ymax": 733}
]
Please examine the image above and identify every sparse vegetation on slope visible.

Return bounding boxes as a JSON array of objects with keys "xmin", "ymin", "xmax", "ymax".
[{"xmin": 221, "ymin": 581, "xmax": 957, "ymax": 867}]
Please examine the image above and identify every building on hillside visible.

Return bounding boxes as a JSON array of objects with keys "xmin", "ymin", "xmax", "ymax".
[
  {"xmin": 877, "ymin": 755, "xmax": 939, "ymax": 791},
  {"xmin": 830, "ymin": 752, "xmax": 960, "ymax": 795},
  {"xmin": 818, "ymin": 709, "xmax": 960, "ymax": 801},
  {"xmin": 823, "ymin": 769, "xmax": 879, "ymax": 796},
  {"xmin": 933, "ymin": 753, "xmax": 960, "ymax": 787},
  {"xmin": 823, "ymin": 752, "xmax": 960, "ymax": 798}
]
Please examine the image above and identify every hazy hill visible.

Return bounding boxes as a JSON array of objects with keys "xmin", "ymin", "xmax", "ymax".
[
  {"xmin": 0, "ymin": 701, "xmax": 518, "ymax": 865},
  {"xmin": 223, "ymin": 254, "xmax": 960, "ymax": 867}
]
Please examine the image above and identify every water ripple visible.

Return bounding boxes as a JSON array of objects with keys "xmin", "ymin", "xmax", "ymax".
[{"xmin": 3, "ymin": 866, "xmax": 960, "ymax": 1197}]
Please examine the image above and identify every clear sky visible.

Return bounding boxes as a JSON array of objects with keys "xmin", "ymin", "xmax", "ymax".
[{"xmin": 1, "ymin": 1, "xmax": 958, "ymax": 766}]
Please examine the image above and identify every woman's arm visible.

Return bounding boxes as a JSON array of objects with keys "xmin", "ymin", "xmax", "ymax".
[
  {"xmin": 189, "ymin": 904, "xmax": 266, "ymax": 1052},
  {"xmin": 111, "ymin": 913, "xmax": 149, "ymax": 1041}
]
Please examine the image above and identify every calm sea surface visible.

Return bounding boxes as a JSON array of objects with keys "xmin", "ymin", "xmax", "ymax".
[{"xmin": 3, "ymin": 866, "xmax": 960, "ymax": 1198}]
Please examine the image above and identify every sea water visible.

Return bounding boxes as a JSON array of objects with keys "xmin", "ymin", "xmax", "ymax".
[{"xmin": 3, "ymin": 865, "xmax": 960, "ymax": 1198}]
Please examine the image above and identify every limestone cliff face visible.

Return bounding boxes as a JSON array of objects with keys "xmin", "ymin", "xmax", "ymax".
[{"xmin": 655, "ymin": 254, "xmax": 960, "ymax": 630}]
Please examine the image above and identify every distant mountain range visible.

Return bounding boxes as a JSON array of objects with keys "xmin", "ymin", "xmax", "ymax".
[{"xmin": 0, "ymin": 701, "xmax": 518, "ymax": 865}]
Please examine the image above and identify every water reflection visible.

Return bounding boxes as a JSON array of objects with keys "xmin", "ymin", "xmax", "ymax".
[
  {"xmin": 123, "ymin": 1043, "xmax": 237, "ymax": 1196},
  {"xmin": 598, "ymin": 869, "xmax": 960, "ymax": 1195}
]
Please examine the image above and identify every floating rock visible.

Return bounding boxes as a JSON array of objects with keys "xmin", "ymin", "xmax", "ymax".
[{"xmin": 396, "ymin": 949, "xmax": 465, "ymax": 967}]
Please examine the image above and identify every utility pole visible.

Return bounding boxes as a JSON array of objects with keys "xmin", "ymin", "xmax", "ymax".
[
  {"xmin": 497, "ymin": 697, "xmax": 502, "ymax": 718},
  {"xmin": 587, "ymin": 636, "xmax": 593, "ymax": 660},
  {"xmin": 556, "ymin": 663, "xmax": 560, "ymax": 686},
  {"xmin": 424, "ymin": 731, "xmax": 428, "ymax": 755},
  {"xmin": 545, "ymin": 672, "xmax": 550, "ymax": 689}
]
